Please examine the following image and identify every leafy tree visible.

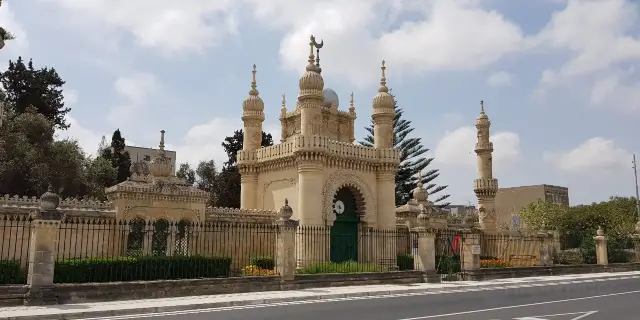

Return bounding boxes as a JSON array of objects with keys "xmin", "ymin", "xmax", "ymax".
[
  {"xmin": 221, "ymin": 129, "xmax": 274, "ymax": 170},
  {"xmin": 85, "ymin": 156, "xmax": 117, "ymax": 200},
  {"xmin": 360, "ymin": 96, "xmax": 450, "ymax": 206},
  {"xmin": 517, "ymin": 199, "xmax": 569, "ymax": 230},
  {"xmin": 0, "ymin": 26, "xmax": 15, "ymax": 49},
  {"xmin": 0, "ymin": 57, "xmax": 71, "ymax": 129},
  {"xmin": 195, "ymin": 160, "xmax": 218, "ymax": 206},
  {"xmin": 214, "ymin": 168, "xmax": 241, "ymax": 208},
  {"xmin": 0, "ymin": 107, "xmax": 87, "ymax": 197},
  {"xmin": 100, "ymin": 129, "xmax": 131, "ymax": 183},
  {"xmin": 176, "ymin": 163, "xmax": 196, "ymax": 186}
]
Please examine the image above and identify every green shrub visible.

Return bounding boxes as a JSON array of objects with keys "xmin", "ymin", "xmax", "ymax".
[
  {"xmin": 397, "ymin": 254, "xmax": 414, "ymax": 270},
  {"xmin": 54, "ymin": 255, "xmax": 232, "ymax": 283},
  {"xmin": 296, "ymin": 261, "xmax": 388, "ymax": 274},
  {"xmin": 579, "ymin": 234, "xmax": 597, "ymax": 264},
  {"xmin": 0, "ymin": 260, "xmax": 23, "ymax": 284},
  {"xmin": 435, "ymin": 255, "xmax": 460, "ymax": 274},
  {"xmin": 250, "ymin": 256, "xmax": 275, "ymax": 270},
  {"xmin": 608, "ymin": 235, "xmax": 632, "ymax": 263}
]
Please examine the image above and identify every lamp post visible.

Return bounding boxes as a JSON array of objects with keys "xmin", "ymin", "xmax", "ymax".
[{"xmin": 633, "ymin": 154, "xmax": 640, "ymax": 232}]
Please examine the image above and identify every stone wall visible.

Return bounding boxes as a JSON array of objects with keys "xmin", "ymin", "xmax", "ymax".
[{"xmin": 0, "ymin": 271, "xmax": 425, "ymax": 306}]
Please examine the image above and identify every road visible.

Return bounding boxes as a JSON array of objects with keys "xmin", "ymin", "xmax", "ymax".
[{"xmin": 94, "ymin": 277, "xmax": 640, "ymax": 320}]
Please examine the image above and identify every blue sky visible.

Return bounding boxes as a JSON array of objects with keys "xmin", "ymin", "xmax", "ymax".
[{"xmin": 1, "ymin": 0, "xmax": 638, "ymax": 205}]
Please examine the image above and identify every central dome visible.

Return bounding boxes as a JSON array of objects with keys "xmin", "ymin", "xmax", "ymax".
[{"xmin": 323, "ymin": 88, "xmax": 339, "ymax": 108}]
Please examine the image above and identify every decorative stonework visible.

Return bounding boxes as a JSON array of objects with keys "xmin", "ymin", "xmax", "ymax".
[{"xmin": 323, "ymin": 170, "xmax": 376, "ymax": 225}]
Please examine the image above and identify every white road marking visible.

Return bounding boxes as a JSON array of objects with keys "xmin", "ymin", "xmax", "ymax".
[
  {"xmin": 395, "ymin": 291, "xmax": 634, "ymax": 319},
  {"xmin": 513, "ymin": 311, "xmax": 598, "ymax": 320},
  {"xmin": 73, "ymin": 275, "xmax": 640, "ymax": 320}
]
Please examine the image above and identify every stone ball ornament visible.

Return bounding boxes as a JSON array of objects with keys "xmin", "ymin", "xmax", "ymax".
[
  {"xmin": 39, "ymin": 185, "xmax": 60, "ymax": 211},
  {"xmin": 323, "ymin": 88, "xmax": 339, "ymax": 108},
  {"xmin": 279, "ymin": 198, "xmax": 294, "ymax": 220}
]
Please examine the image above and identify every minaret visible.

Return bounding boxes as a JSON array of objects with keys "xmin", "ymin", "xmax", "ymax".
[
  {"xmin": 296, "ymin": 35, "xmax": 326, "ymax": 226},
  {"xmin": 371, "ymin": 61, "xmax": 395, "ymax": 149},
  {"xmin": 473, "ymin": 100, "xmax": 498, "ymax": 232},
  {"xmin": 239, "ymin": 64, "xmax": 264, "ymax": 209},
  {"xmin": 280, "ymin": 93, "xmax": 287, "ymax": 143},
  {"xmin": 372, "ymin": 60, "xmax": 397, "ymax": 229},
  {"xmin": 297, "ymin": 35, "xmax": 324, "ymax": 136}
]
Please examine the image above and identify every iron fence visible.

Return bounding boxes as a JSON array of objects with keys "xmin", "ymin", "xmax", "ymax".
[
  {"xmin": 294, "ymin": 226, "xmax": 412, "ymax": 274},
  {"xmin": 0, "ymin": 214, "xmax": 32, "ymax": 285},
  {"xmin": 434, "ymin": 229, "xmax": 464, "ymax": 281},
  {"xmin": 479, "ymin": 233, "xmax": 542, "ymax": 267},
  {"xmin": 54, "ymin": 218, "xmax": 278, "ymax": 283}
]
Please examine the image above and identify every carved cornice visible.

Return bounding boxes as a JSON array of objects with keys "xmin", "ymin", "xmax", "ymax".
[{"xmin": 1, "ymin": 194, "xmax": 113, "ymax": 211}]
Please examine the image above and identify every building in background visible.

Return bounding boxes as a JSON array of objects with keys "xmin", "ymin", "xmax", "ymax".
[
  {"xmin": 442, "ymin": 204, "xmax": 476, "ymax": 218},
  {"xmin": 124, "ymin": 145, "xmax": 177, "ymax": 175},
  {"xmin": 495, "ymin": 184, "xmax": 570, "ymax": 229}
]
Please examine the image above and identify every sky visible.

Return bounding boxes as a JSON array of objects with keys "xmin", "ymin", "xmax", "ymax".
[{"xmin": 1, "ymin": 0, "xmax": 638, "ymax": 206}]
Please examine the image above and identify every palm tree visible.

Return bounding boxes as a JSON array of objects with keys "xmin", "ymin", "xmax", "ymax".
[
  {"xmin": 360, "ymin": 95, "xmax": 451, "ymax": 207},
  {"xmin": 0, "ymin": 26, "xmax": 15, "ymax": 50}
]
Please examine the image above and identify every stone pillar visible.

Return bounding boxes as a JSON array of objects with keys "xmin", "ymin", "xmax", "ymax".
[
  {"xmin": 240, "ymin": 171, "xmax": 258, "ymax": 209},
  {"xmin": 461, "ymin": 232, "xmax": 481, "ymax": 271},
  {"xmin": 538, "ymin": 232, "xmax": 553, "ymax": 266},
  {"xmin": 412, "ymin": 211, "xmax": 440, "ymax": 283},
  {"xmin": 296, "ymin": 158, "xmax": 326, "ymax": 267},
  {"xmin": 376, "ymin": 170, "xmax": 397, "ymax": 268},
  {"xmin": 275, "ymin": 199, "xmax": 299, "ymax": 281},
  {"xmin": 594, "ymin": 227, "xmax": 608, "ymax": 266},
  {"xmin": 25, "ymin": 186, "xmax": 64, "ymax": 305}
]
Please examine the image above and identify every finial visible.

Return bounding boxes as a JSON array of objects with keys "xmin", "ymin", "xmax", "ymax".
[
  {"xmin": 417, "ymin": 171, "xmax": 423, "ymax": 188},
  {"xmin": 159, "ymin": 130, "xmax": 165, "ymax": 151},
  {"xmin": 480, "ymin": 100, "xmax": 484, "ymax": 113},
  {"xmin": 378, "ymin": 60, "xmax": 389, "ymax": 93},
  {"xmin": 307, "ymin": 35, "xmax": 316, "ymax": 70},
  {"xmin": 281, "ymin": 93, "xmax": 286, "ymax": 109},
  {"xmin": 249, "ymin": 64, "xmax": 259, "ymax": 96},
  {"xmin": 349, "ymin": 92, "xmax": 355, "ymax": 112}
]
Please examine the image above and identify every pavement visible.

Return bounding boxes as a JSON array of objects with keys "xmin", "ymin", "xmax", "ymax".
[{"xmin": 2, "ymin": 271, "xmax": 640, "ymax": 320}]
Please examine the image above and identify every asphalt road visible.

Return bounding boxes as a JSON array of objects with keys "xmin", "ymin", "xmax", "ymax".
[{"xmin": 122, "ymin": 278, "xmax": 640, "ymax": 320}]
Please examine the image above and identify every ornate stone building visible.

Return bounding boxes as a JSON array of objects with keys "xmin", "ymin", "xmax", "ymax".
[
  {"xmin": 237, "ymin": 36, "xmax": 400, "ymax": 230},
  {"xmin": 473, "ymin": 101, "xmax": 498, "ymax": 232}
]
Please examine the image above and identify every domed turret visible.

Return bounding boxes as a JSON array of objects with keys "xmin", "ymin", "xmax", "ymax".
[
  {"xmin": 372, "ymin": 60, "xmax": 395, "ymax": 111},
  {"xmin": 412, "ymin": 171, "xmax": 428, "ymax": 202},
  {"xmin": 242, "ymin": 64, "xmax": 265, "ymax": 112},
  {"xmin": 298, "ymin": 35, "xmax": 324, "ymax": 100}
]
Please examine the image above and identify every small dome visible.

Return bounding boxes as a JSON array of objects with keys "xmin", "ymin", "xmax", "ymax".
[
  {"xmin": 323, "ymin": 88, "xmax": 339, "ymax": 108},
  {"xmin": 242, "ymin": 95, "xmax": 264, "ymax": 112},
  {"xmin": 373, "ymin": 92, "xmax": 395, "ymax": 110}
]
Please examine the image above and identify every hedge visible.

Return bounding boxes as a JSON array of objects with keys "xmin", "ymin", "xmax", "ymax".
[
  {"xmin": 296, "ymin": 261, "xmax": 388, "ymax": 274},
  {"xmin": 397, "ymin": 254, "xmax": 414, "ymax": 270},
  {"xmin": 54, "ymin": 255, "xmax": 232, "ymax": 283},
  {"xmin": 250, "ymin": 256, "xmax": 275, "ymax": 270},
  {"xmin": 0, "ymin": 260, "xmax": 24, "ymax": 284}
]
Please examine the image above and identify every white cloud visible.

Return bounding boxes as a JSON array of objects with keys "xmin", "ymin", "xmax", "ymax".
[
  {"xmin": 165, "ymin": 118, "xmax": 280, "ymax": 168},
  {"xmin": 486, "ymin": 71, "xmax": 512, "ymax": 87},
  {"xmin": 589, "ymin": 70, "xmax": 640, "ymax": 111},
  {"xmin": 63, "ymin": 90, "xmax": 79, "ymax": 106},
  {"xmin": 433, "ymin": 126, "xmax": 521, "ymax": 167},
  {"xmin": 0, "ymin": 3, "xmax": 29, "ymax": 58},
  {"xmin": 533, "ymin": 0, "xmax": 640, "ymax": 85},
  {"xmin": 247, "ymin": 0, "xmax": 525, "ymax": 87},
  {"xmin": 55, "ymin": 115, "xmax": 105, "ymax": 157},
  {"xmin": 44, "ymin": 0, "xmax": 238, "ymax": 56},
  {"xmin": 544, "ymin": 137, "xmax": 633, "ymax": 173},
  {"xmin": 108, "ymin": 72, "xmax": 158, "ymax": 123}
]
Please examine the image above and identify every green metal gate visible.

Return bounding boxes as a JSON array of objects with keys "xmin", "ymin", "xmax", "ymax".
[{"xmin": 330, "ymin": 187, "xmax": 359, "ymax": 262}]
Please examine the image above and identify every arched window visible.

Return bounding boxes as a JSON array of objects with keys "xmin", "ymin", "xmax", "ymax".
[
  {"xmin": 151, "ymin": 219, "xmax": 169, "ymax": 256},
  {"xmin": 126, "ymin": 218, "xmax": 146, "ymax": 256},
  {"xmin": 175, "ymin": 219, "xmax": 190, "ymax": 256}
]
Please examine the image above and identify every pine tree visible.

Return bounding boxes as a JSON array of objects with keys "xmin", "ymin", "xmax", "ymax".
[
  {"xmin": 360, "ymin": 96, "xmax": 450, "ymax": 207},
  {"xmin": 100, "ymin": 129, "xmax": 131, "ymax": 183}
]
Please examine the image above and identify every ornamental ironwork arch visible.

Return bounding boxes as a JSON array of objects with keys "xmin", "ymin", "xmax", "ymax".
[{"xmin": 323, "ymin": 171, "xmax": 376, "ymax": 225}]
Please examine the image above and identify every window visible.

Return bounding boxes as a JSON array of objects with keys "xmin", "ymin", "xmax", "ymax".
[
  {"xmin": 126, "ymin": 218, "xmax": 146, "ymax": 256},
  {"xmin": 143, "ymin": 155, "xmax": 151, "ymax": 161},
  {"xmin": 151, "ymin": 219, "xmax": 169, "ymax": 256}
]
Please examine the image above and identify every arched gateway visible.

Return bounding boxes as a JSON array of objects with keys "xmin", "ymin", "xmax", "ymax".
[{"xmin": 330, "ymin": 187, "xmax": 359, "ymax": 262}]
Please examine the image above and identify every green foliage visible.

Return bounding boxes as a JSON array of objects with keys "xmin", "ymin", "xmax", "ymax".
[
  {"xmin": 396, "ymin": 254, "xmax": 414, "ymax": 270},
  {"xmin": 296, "ymin": 261, "xmax": 389, "ymax": 274},
  {"xmin": 100, "ymin": 129, "xmax": 132, "ymax": 184},
  {"xmin": 250, "ymin": 256, "xmax": 275, "ymax": 270},
  {"xmin": 0, "ymin": 260, "xmax": 23, "ymax": 284},
  {"xmin": 435, "ymin": 255, "xmax": 460, "ymax": 274},
  {"xmin": 85, "ymin": 156, "xmax": 117, "ymax": 200},
  {"xmin": 221, "ymin": 129, "xmax": 274, "ymax": 170},
  {"xmin": 517, "ymin": 199, "xmax": 569, "ymax": 230},
  {"xmin": 0, "ymin": 27, "xmax": 15, "ymax": 41},
  {"xmin": 54, "ymin": 256, "xmax": 232, "ymax": 283},
  {"xmin": 1, "ymin": 57, "xmax": 71, "ymax": 129},
  {"xmin": 360, "ymin": 96, "xmax": 449, "ymax": 206},
  {"xmin": 176, "ymin": 163, "xmax": 196, "ymax": 186}
]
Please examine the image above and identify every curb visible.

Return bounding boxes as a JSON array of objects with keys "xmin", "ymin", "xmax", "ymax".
[{"xmin": 6, "ymin": 275, "xmax": 639, "ymax": 320}]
